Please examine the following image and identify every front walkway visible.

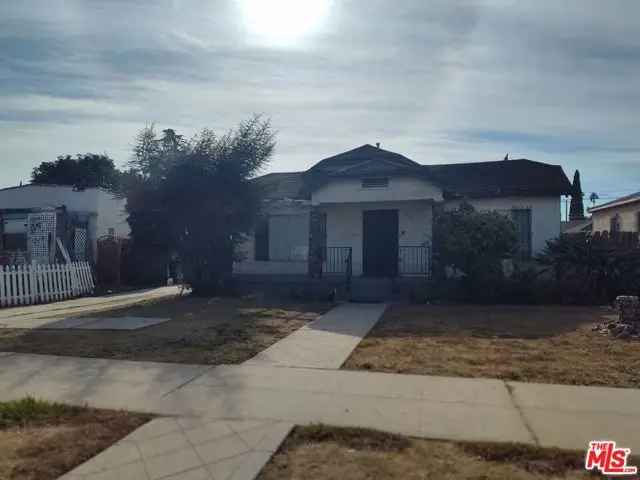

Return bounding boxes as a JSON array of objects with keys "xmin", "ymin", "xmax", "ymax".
[{"xmin": 244, "ymin": 302, "xmax": 387, "ymax": 368}]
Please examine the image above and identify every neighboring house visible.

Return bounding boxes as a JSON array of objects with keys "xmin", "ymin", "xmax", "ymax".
[
  {"xmin": 0, "ymin": 184, "xmax": 129, "ymax": 265},
  {"xmin": 589, "ymin": 192, "xmax": 640, "ymax": 233},
  {"xmin": 234, "ymin": 144, "xmax": 572, "ymax": 284}
]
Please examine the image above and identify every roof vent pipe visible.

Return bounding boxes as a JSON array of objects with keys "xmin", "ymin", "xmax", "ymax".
[{"xmin": 376, "ymin": 142, "xmax": 380, "ymax": 148}]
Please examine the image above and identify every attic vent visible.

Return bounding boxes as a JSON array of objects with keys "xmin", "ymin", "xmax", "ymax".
[{"xmin": 362, "ymin": 177, "xmax": 389, "ymax": 189}]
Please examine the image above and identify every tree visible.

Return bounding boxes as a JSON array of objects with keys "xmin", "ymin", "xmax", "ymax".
[
  {"xmin": 126, "ymin": 116, "xmax": 275, "ymax": 294},
  {"xmin": 432, "ymin": 202, "xmax": 518, "ymax": 296},
  {"xmin": 31, "ymin": 154, "xmax": 122, "ymax": 189},
  {"xmin": 569, "ymin": 170, "xmax": 585, "ymax": 220}
]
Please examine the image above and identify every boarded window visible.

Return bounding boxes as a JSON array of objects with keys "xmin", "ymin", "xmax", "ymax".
[
  {"xmin": 268, "ymin": 214, "xmax": 309, "ymax": 261},
  {"xmin": 511, "ymin": 209, "xmax": 532, "ymax": 259},
  {"xmin": 254, "ymin": 220, "xmax": 269, "ymax": 261},
  {"xmin": 361, "ymin": 177, "xmax": 389, "ymax": 188}
]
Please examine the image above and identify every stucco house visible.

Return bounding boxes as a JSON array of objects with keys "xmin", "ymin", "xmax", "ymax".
[
  {"xmin": 0, "ymin": 184, "xmax": 129, "ymax": 265},
  {"xmin": 234, "ymin": 144, "xmax": 572, "ymax": 295},
  {"xmin": 589, "ymin": 192, "xmax": 640, "ymax": 233}
]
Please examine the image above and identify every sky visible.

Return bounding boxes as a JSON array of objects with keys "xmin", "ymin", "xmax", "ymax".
[{"xmin": 1, "ymin": 0, "xmax": 639, "ymax": 209}]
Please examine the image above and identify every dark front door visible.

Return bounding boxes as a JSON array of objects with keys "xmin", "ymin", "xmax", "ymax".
[{"xmin": 363, "ymin": 209, "xmax": 398, "ymax": 277}]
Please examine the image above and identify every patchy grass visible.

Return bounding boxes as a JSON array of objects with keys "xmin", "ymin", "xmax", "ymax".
[
  {"xmin": 259, "ymin": 425, "xmax": 595, "ymax": 480},
  {"xmin": 0, "ymin": 296, "xmax": 332, "ymax": 364},
  {"xmin": 344, "ymin": 304, "xmax": 640, "ymax": 388},
  {"xmin": 0, "ymin": 396, "xmax": 84, "ymax": 429},
  {"xmin": 0, "ymin": 397, "xmax": 150, "ymax": 480}
]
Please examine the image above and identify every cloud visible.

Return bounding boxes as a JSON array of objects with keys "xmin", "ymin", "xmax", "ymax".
[{"xmin": 0, "ymin": 0, "xmax": 638, "ymax": 201}]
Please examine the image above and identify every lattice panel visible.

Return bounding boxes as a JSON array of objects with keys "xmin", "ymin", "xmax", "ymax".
[
  {"xmin": 74, "ymin": 228, "xmax": 88, "ymax": 261},
  {"xmin": 27, "ymin": 212, "xmax": 56, "ymax": 264}
]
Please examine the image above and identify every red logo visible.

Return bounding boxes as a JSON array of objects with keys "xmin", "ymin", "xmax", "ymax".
[{"xmin": 585, "ymin": 440, "xmax": 637, "ymax": 476}]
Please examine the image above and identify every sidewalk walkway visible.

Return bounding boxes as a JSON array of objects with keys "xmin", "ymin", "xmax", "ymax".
[
  {"xmin": 2, "ymin": 352, "xmax": 640, "ymax": 456},
  {"xmin": 244, "ymin": 303, "xmax": 387, "ymax": 368},
  {"xmin": 0, "ymin": 286, "xmax": 183, "ymax": 329},
  {"xmin": 3, "ymin": 300, "xmax": 640, "ymax": 480}
]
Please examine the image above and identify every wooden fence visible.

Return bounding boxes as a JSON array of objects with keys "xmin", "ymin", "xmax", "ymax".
[{"xmin": 0, "ymin": 262, "xmax": 95, "ymax": 307}]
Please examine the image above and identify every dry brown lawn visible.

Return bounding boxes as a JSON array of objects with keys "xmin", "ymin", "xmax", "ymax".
[
  {"xmin": 344, "ymin": 304, "xmax": 640, "ymax": 388},
  {"xmin": 0, "ymin": 398, "xmax": 149, "ymax": 480},
  {"xmin": 259, "ymin": 425, "xmax": 597, "ymax": 480},
  {"xmin": 0, "ymin": 296, "xmax": 331, "ymax": 364}
]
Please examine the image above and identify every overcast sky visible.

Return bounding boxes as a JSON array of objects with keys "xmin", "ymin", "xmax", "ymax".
[{"xmin": 1, "ymin": 0, "xmax": 639, "ymax": 206}]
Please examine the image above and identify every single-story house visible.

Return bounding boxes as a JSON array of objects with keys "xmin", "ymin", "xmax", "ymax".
[
  {"xmin": 234, "ymin": 144, "xmax": 572, "ymax": 288},
  {"xmin": 589, "ymin": 192, "xmax": 640, "ymax": 233},
  {"xmin": 0, "ymin": 184, "xmax": 129, "ymax": 265}
]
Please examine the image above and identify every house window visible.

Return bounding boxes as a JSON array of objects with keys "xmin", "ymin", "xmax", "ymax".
[
  {"xmin": 1, "ymin": 214, "xmax": 28, "ymax": 251},
  {"xmin": 362, "ymin": 177, "xmax": 389, "ymax": 189},
  {"xmin": 610, "ymin": 214, "xmax": 621, "ymax": 233},
  {"xmin": 636, "ymin": 211, "xmax": 640, "ymax": 232},
  {"xmin": 254, "ymin": 219, "xmax": 269, "ymax": 261},
  {"xmin": 2, "ymin": 233, "xmax": 27, "ymax": 251},
  {"xmin": 510, "ymin": 209, "xmax": 532, "ymax": 259}
]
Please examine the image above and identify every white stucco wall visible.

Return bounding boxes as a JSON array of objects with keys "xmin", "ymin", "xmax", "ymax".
[
  {"xmin": 95, "ymin": 189, "xmax": 130, "ymax": 238},
  {"xmin": 444, "ymin": 196, "xmax": 562, "ymax": 255},
  {"xmin": 320, "ymin": 200, "xmax": 433, "ymax": 276},
  {"xmin": 0, "ymin": 185, "xmax": 129, "ymax": 262},
  {"xmin": 312, "ymin": 176, "xmax": 443, "ymax": 205},
  {"xmin": 0, "ymin": 185, "xmax": 129, "ymax": 237}
]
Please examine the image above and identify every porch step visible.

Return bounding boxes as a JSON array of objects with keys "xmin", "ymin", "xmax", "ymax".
[{"xmin": 350, "ymin": 277, "xmax": 393, "ymax": 302}]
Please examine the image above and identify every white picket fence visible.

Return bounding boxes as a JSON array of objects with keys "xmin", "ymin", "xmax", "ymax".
[{"xmin": 0, "ymin": 262, "xmax": 95, "ymax": 307}]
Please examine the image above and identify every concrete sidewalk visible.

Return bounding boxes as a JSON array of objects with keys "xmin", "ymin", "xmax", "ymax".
[
  {"xmin": 0, "ymin": 286, "xmax": 184, "ymax": 329},
  {"xmin": 244, "ymin": 302, "xmax": 387, "ymax": 368},
  {"xmin": 2, "ymin": 352, "xmax": 640, "ymax": 455}
]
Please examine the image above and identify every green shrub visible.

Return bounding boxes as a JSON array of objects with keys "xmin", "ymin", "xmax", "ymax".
[
  {"xmin": 537, "ymin": 233, "xmax": 640, "ymax": 303},
  {"xmin": 432, "ymin": 202, "xmax": 517, "ymax": 302}
]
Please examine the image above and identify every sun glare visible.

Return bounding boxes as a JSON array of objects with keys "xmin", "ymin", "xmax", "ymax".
[{"xmin": 239, "ymin": 0, "xmax": 330, "ymax": 46}]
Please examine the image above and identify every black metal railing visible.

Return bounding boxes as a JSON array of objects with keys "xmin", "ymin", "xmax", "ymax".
[
  {"xmin": 324, "ymin": 247, "xmax": 352, "ymax": 275},
  {"xmin": 398, "ymin": 245, "xmax": 430, "ymax": 276}
]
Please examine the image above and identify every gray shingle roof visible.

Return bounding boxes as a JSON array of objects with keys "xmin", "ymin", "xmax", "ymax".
[
  {"xmin": 426, "ymin": 159, "xmax": 572, "ymax": 198},
  {"xmin": 252, "ymin": 172, "xmax": 307, "ymax": 199},
  {"xmin": 252, "ymin": 146, "xmax": 573, "ymax": 200}
]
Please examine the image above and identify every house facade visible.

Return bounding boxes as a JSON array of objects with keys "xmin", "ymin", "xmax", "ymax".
[
  {"xmin": 234, "ymin": 145, "xmax": 572, "ymax": 283},
  {"xmin": 0, "ymin": 184, "xmax": 129, "ymax": 265},
  {"xmin": 589, "ymin": 192, "xmax": 640, "ymax": 233}
]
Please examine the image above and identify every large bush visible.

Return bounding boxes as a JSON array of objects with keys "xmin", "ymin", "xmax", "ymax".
[
  {"xmin": 432, "ymin": 202, "xmax": 518, "ymax": 301},
  {"xmin": 537, "ymin": 232, "xmax": 640, "ymax": 303},
  {"xmin": 126, "ymin": 117, "xmax": 275, "ymax": 295}
]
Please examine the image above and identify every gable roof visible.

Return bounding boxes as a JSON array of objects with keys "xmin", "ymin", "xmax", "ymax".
[
  {"xmin": 426, "ymin": 159, "xmax": 572, "ymax": 198},
  {"xmin": 589, "ymin": 191, "xmax": 640, "ymax": 213},
  {"xmin": 252, "ymin": 146, "xmax": 572, "ymax": 200},
  {"xmin": 309, "ymin": 144, "xmax": 420, "ymax": 174}
]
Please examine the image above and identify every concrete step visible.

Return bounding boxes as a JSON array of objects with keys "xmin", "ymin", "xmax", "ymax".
[{"xmin": 350, "ymin": 277, "xmax": 393, "ymax": 302}]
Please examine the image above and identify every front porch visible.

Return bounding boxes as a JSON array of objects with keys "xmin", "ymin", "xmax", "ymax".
[
  {"xmin": 314, "ymin": 200, "xmax": 433, "ymax": 279},
  {"xmin": 234, "ymin": 199, "xmax": 433, "ymax": 284}
]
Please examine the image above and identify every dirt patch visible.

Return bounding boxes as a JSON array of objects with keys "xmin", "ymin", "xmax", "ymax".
[
  {"xmin": 0, "ymin": 296, "xmax": 332, "ymax": 364},
  {"xmin": 259, "ymin": 425, "xmax": 596, "ymax": 480},
  {"xmin": 344, "ymin": 304, "xmax": 640, "ymax": 388},
  {"xmin": 0, "ymin": 398, "xmax": 149, "ymax": 480}
]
